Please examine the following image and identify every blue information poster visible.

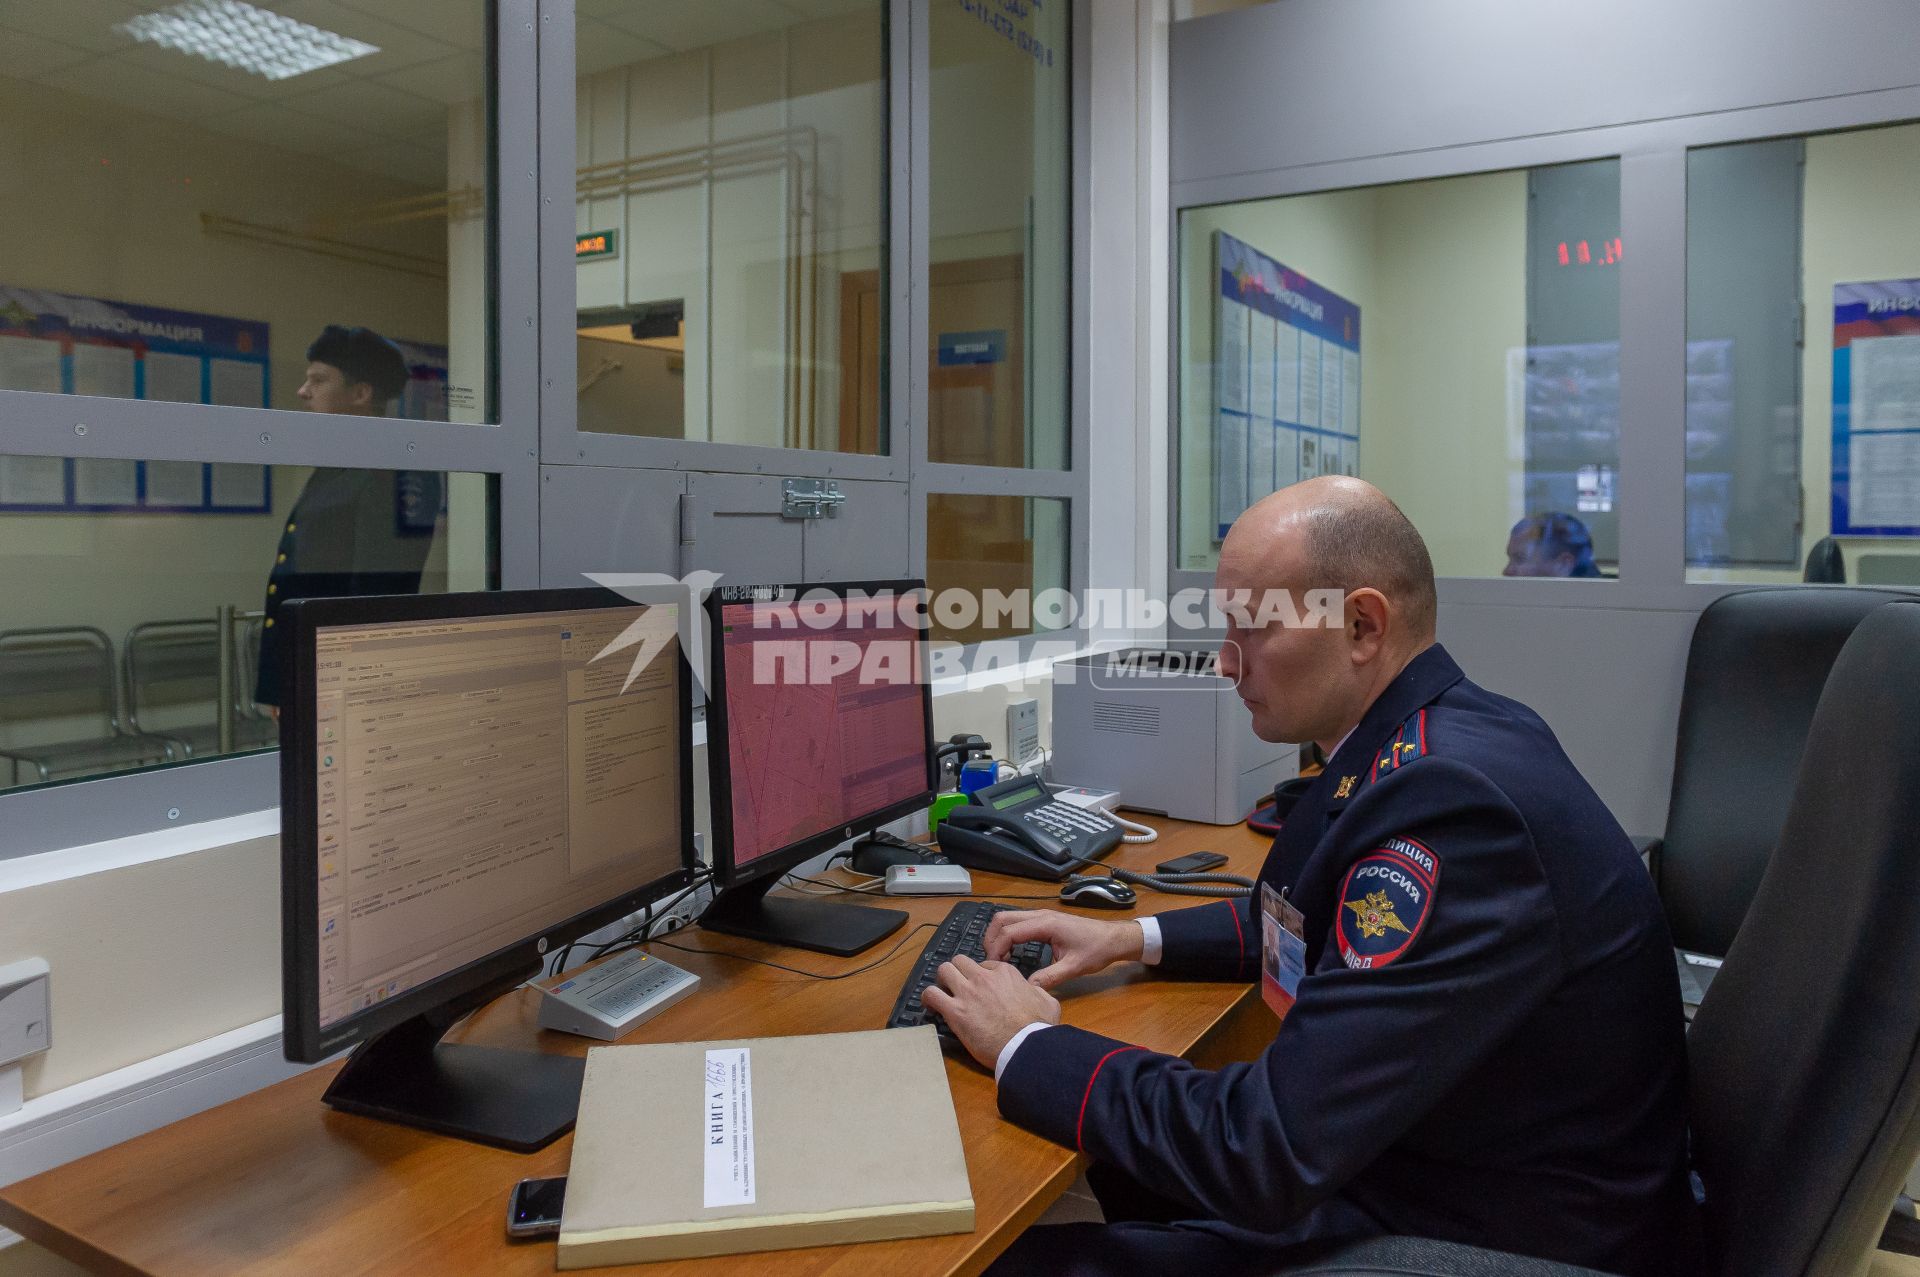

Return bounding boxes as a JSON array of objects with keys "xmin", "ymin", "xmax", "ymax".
[
  {"xmin": 1213, "ymin": 232, "xmax": 1361, "ymax": 541},
  {"xmin": 0, "ymin": 285, "xmax": 272, "ymax": 515},
  {"xmin": 1832, "ymin": 279, "xmax": 1920, "ymax": 536}
]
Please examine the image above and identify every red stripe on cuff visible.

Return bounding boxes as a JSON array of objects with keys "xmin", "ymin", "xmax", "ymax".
[
  {"xmin": 1076, "ymin": 1047, "xmax": 1144, "ymax": 1153},
  {"xmin": 1230, "ymin": 900, "xmax": 1247, "ymax": 974}
]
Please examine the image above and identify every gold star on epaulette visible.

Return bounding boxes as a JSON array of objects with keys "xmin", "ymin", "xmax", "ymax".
[{"xmin": 1343, "ymin": 890, "xmax": 1411, "ymax": 940}]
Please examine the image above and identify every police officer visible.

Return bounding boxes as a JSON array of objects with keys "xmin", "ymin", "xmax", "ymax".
[
  {"xmin": 1504, "ymin": 510, "xmax": 1607, "ymax": 577},
  {"xmin": 253, "ymin": 326, "xmax": 442, "ymax": 708},
  {"xmin": 924, "ymin": 477, "xmax": 1699, "ymax": 1275}
]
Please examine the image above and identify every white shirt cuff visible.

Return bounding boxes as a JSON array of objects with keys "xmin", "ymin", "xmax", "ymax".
[
  {"xmin": 1137, "ymin": 916, "xmax": 1164, "ymax": 965},
  {"xmin": 994, "ymin": 1022, "xmax": 1055, "ymax": 1083}
]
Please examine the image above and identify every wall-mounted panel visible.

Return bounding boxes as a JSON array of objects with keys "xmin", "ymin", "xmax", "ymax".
[{"xmin": 1171, "ymin": 0, "xmax": 1920, "ymax": 183}]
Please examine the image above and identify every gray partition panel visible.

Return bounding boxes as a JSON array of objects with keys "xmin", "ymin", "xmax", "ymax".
[{"xmin": 1171, "ymin": 0, "xmax": 1920, "ymax": 183}]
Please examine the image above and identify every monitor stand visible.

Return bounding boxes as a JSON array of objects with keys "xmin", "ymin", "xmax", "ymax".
[
  {"xmin": 322, "ymin": 964, "xmax": 584, "ymax": 1153},
  {"xmin": 701, "ymin": 875, "xmax": 907, "ymax": 957}
]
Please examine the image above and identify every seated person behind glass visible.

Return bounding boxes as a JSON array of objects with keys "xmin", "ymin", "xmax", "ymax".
[
  {"xmin": 254, "ymin": 326, "xmax": 443, "ymax": 709},
  {"xmin": 1503, "ymin": 511, "xmax": 1606, "ymax": 578}
]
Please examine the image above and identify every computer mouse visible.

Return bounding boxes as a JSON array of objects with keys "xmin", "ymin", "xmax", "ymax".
[{"xmin": 1059, "ymin": 875, "xmax": 1137, "ymax": 909}]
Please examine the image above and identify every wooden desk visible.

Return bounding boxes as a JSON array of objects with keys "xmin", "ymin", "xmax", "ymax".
[{"xmin": 0, "ymin": 818, "xmax": 1276, "ymax": 1276}]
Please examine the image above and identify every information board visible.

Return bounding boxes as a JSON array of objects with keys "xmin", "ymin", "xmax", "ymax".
[
  {"xmin": 0, "ymin": 285, "xmax": 272, "ymax": 515},
  {"xmin": 1833, "ymin": 278, "xmax": 1920, "ymax": 536},
  {"xmin": 1212, "ymin": 232, "xmax": 1360, "ymax": 541}
]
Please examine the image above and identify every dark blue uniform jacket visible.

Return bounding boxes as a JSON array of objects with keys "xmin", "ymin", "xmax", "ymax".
[
  {"xmin": 997, "ymin": 644, "xmax": 1700, "ymax": 1275},
  {"xmin": 254, "ymin": 468, "xmax": 443, "ymax": 706}
]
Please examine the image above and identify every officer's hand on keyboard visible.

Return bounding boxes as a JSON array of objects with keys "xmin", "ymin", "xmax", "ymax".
[
  {"xmin": 984, "ymin": 909, "xmax": 1147, "ymax": 992},
  {"xmin": 921, "ymin": 954, "xmax": 1061, "ymax": 1070}
]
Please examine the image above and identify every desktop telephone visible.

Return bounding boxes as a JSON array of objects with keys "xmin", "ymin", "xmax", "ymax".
[{"xmin": 934, "ymin": 774, "xmax": 1125, "ymax": 881}]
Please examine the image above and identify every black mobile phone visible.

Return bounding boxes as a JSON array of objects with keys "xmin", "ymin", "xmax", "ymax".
[
  {"xmin": 1156, "ymin": 850, "xmax": 1229, "ymax": 875},
  {"xmin": 506, "ymin": 1175, "xmax": 567, "ymax": 1240}
]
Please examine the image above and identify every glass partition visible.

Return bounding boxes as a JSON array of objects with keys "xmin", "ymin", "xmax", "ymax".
[
  {"xmin": 571, "ymin": 2, "xmax": 888, "ymax": 452},
  {"xmin": 1686, "ymin": 122, "xmax": 1920, "ymax": 586},
  {"xmin": 0, "ymin": 1, "xmax": 496, "ymax": 423},
  {"xmin": 1177, "ymin": 160, "xmax": 1623, "ymax": 579},
  {"xmin": 0, "ymin": 456, "xmax": 496, "ymax": 792},
  {"xmin": 926, "ymin": 493, "xmax": 1067, "ymax": 644},
  {"xmin": 927, "ymin": 0, "xmax": 1070, "ymax": 470}
]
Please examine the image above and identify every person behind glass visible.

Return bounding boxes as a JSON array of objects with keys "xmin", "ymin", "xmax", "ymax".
[
  {"xmin": 253, "ymin": 326, "xmax": 443, "ymax": 710},
  {"xmin": 1503, "ymin": 511, "xmax": 1606, "ymax": 577},
  {"xmin": 924, "ymin": 478, "xmax": 1698, "ymax": 1275}
]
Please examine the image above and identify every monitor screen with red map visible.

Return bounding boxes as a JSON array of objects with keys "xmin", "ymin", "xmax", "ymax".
[{"xmin": 712, "ymin": 585, "xmax": 932, "ymax": 878}]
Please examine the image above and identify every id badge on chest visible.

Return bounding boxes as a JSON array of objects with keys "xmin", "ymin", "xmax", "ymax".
[{"xmin": 1259, "ymin": 882, "xmax": 1308, "ymax": 1022}]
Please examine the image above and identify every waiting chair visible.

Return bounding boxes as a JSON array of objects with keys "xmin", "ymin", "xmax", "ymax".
[
  {"xmin": 1802, "ymin": 536, "xmax": 1845, "ymax": 583},
  {"xmin": 126, "ymin": 618, "xmax": 276, "ymax": 758},
  {"xmin": 1642, "ymin": 586, "xmax": 1911, "ymax": 957},
  {"xmin": 1280, "ymin": 598, "xmax": 1920, "ymax": 1274},
  {"xmin": 0, "ymin": 627, "xmax": 176, "ymax": 785},
  {"xmin": 125, "ymin": 619, "xmax": 223, "ymax": 758}
]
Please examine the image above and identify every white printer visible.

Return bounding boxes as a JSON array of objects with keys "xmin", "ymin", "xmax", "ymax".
[{"xmin": 1049, "ymin": 647, "xmax": 1298, "ymax": 825}]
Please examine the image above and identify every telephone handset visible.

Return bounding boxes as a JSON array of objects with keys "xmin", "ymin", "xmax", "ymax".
[{"xmin": 934, "ymin": 775, "xmax": 1125, "ymax": 881}]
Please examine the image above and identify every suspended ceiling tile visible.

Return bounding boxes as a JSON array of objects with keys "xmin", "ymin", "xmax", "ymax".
[
  {"xmin": 117, "ymin": 42, "xmax": 285, "ymax": 99},
  {"xmin": 3, "ymin": 0, "xmax": 146, "ymax": 54},
  {"xmin": 273, "ymin": 75, "xmax": 448, "ymax": 139},
  {"xmin": 596, "ymin": 0, "xmax": 804, "ymax": 53},
  {"xmin": 265, "ymin": 0, "xmax": 462, "ymax": 71},
  {"xmin": 374, "ymin": 51, "xmax": 485, "ymax": 107},
  {"xmin": 0, "ymin": 30, "xmax": 99, "ymax": 79},
  {"xmin": 776, "ymin": 0, "xmax": 883, "ymax": 24},
  {"xmin": 38, "ymin": 53, "xmax": 254, "ymax": 123},
  {"xmin": 575, "ymin": 17, "xmax": 674, "ymax": 78},
  {"xmin": 198, "ymin": 99, "xmax": 373, "ymax": 157},
  {"xmin": 335, "ymin": 0, "xmax": 488, "ymax": 53},
  {"xmin": 327, "ymin": 137, "xmax": 446, "ymax": 188}
]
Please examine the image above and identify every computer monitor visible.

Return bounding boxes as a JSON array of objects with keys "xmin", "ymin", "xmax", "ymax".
[
  {"xmin": 701, "ymin": 580, "xmax": 936, "ymax": 956},
  {"xmin": 279, "ymin": 587, "xmax": 696, "ymax": 1152}
]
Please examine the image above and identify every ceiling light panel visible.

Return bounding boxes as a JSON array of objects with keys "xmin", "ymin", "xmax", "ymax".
[{"xmin": 117, "ymin": 1, "xmax": 379, "ymax": 82}]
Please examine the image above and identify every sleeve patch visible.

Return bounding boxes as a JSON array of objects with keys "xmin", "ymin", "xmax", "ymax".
[{"xmin": 1335, "ymin": 836, "xmax": 1440, "ymax": 970}]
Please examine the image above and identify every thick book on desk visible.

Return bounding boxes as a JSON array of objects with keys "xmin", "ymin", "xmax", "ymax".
[{"xmin": 558, "ymin": 1026, "xmax": 974, "ymax": 1268}]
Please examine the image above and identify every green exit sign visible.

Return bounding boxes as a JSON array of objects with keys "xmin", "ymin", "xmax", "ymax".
[{"xmin": 575, "ymin": 229, "xmax": 619, "ymax": 261}]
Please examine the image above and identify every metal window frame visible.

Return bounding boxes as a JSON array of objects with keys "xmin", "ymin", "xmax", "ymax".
[
  {"xmin": 537, "ymin": 0, "xmax": 908, "ymax": 483},
  {"xmin": 909, "ymin": 0, "xmax": 1089, "ymax": 662},
  {"xmin": 0, "ymin": 0, "xmax": 542, "ymax": 859},
  {"xmin": 0, "ymin": 0, "xmax": 1096, "ymax": 858},
  {"xmin": 1165, "ymin": 81, "xmax": 1920, "ymax": 617}
]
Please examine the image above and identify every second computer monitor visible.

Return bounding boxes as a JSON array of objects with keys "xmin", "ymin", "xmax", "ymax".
[{"xmin": 702, "ymin": 580, "xmax": 934, "ymax": 954}]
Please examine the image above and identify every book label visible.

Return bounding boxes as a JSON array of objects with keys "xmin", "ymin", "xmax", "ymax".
[{"xmin": 702, "ymin": 1048, "xmax": 756, "ymax": 1207}]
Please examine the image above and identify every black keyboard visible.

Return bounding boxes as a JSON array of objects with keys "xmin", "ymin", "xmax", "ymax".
[{"xmin": 885, "ymin": 901, "xmax": 1053, "ymax": 1039}]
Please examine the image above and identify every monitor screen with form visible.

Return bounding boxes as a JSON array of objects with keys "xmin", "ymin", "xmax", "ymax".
[
  {"xmin": 717, "ymin": 593, "xmax": 930, "ymax": 871},
  {"xmin": 312, "ymin": 603, "xmax": 684, "ymax": 1029}
]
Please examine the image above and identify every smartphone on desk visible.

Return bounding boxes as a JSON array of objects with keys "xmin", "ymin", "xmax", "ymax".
[{"xmin": 507, "ymin": 1175, "xmax": 567, "ymax": 1239}]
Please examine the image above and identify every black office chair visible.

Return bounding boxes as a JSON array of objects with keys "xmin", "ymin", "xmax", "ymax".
[
  {"xmin": 1280, "ymin": 598, "xmax": 1920, "ymax": 1275},
  {"xmin": 1643, "ymin": 586, "xmax": 1910, "ymax": 957},
  {"xmin": 1802, "ymin": 536, "xmax": 1846, "ymax": 583}
]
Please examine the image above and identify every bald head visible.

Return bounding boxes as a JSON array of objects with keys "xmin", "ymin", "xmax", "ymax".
[{"xmin": 1224, "ymin": 477, "xmax": 1437, "ymax": 646}]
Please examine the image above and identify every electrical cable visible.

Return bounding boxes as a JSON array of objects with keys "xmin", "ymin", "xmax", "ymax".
[
  {"xmin": 548, "ymin": 867, "xmax": 715, "ymax": 976},
  {"xmin": 650, "ymin": 922, "xmax": 937, "ymax": 981}
]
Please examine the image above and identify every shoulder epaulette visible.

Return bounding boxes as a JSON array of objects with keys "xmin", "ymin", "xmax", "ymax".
[{"xmin": 1368, "ymin": 708, "xmax": 1430, "ymax": 784}]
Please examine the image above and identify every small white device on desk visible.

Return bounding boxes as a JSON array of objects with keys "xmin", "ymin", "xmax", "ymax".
[{"xmin": 533, "ymin": 949, "xmax": 699, "ymax": 1041}]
